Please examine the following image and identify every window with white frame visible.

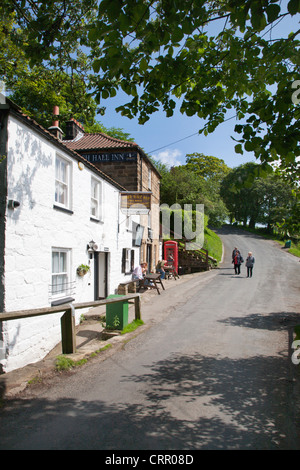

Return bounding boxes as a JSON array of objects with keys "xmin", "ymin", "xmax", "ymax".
[
  {"xmin": 55, "ymin": 155, "xmax": 71, "ymax": 209},
  {"xmin": 122, "ymin": 248, "xmax": 134, "ymax": 274},
  {"xmin": 51, "ymin": 249, "xmax": 71, "ymax": 298},
  {"xmin": 91, "ymin": 177, "xmax": 102, "ymax": 220}
]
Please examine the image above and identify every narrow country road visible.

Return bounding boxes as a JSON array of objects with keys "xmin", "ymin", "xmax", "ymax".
[{"xmin": 0, "ymin": 227, "xmax": 300, "ymax": 450}]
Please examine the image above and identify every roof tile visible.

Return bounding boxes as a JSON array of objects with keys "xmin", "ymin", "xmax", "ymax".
[{"xmin": 64, "ymin": 133, "xmax": 138, "ymax": 151}]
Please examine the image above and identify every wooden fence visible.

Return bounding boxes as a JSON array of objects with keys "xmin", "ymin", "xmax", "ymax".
[{"xmin": 0, "ymin": 294, "xmax": 142, "ymax": 355}]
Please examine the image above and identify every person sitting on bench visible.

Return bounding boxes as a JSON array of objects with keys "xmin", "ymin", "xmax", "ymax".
[
  {"xmin": 156, "ymin": 260, "xmax": 167, "ymax": 279},
  {"xmin": 132, "ymin": 262, "xmax": 153, "ymax": 288},
  {"xmin": 132, "ymin": 262, "xmax": 148, "ymax": 281}
]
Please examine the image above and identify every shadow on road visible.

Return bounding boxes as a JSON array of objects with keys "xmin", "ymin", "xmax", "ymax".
[
  {"xmin": 1, "ymin": 343, "xmax": 300, "ymax": 449},
  {"xmin": 219, "ymin": 311, "xmax": 300, "ymax": 332}
]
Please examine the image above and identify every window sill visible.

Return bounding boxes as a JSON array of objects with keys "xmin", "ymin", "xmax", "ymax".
[
  {"xmin": 51, "ymin": 297, "xmax": 75, "ymax": 307},
  {"xmin": 90, "ymin": 216, "xmax": 104, "ymax": 224},
  {"xmin": 53, "ymin": 204, "xmax": 73, "ymax": 215}
]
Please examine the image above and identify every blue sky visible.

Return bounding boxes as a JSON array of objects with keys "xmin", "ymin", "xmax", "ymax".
[
  {"xmin": 100, "ymin": 96, "xmax": 256, "ymax": 169},
  {"xmin": 98, "ymin": 5, "xmax": 299, "ymax": 170}
]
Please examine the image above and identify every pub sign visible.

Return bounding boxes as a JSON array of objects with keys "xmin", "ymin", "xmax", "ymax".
[{"xmin": 120, "ymin": 192, "xmax": 151, "ymax": 214}]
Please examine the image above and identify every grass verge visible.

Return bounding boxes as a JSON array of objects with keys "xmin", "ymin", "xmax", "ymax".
[
  {"xmin": 121, "ymin": 319, "xmax": 144, "ymax": 335},
  {"xmin": 203, "ymin": 227, "xmax": 223, "ymax": 263},
  {"xmin": 55, "ymin": 355, "xmax": 88, "ymax": 371}
]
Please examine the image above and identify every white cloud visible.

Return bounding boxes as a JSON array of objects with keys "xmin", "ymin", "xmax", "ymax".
[{"xmin": 152, "ymin": 148, "xmax": 183, "ymax": 167}]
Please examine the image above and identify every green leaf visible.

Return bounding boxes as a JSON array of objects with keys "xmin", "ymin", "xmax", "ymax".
[
  {"xmin": 102, "ymin": 89, "xmax": 110, "ymax": 99},
  {"xmin": 244, "ymin": 141, "xmax": 255, "ymax": 152},
  {"xmin": 139, "ymin": 58, "xmax": 148, "ymax": 72},
  {"xmin": 235, "ymin": 144, "xmax": 244, "ymax": 154},
  {"xmin": 288, "ymin": 0, "xmax": 300, "ymax": 15},
  {"xmin": 172, "ymin": 27, "xmax": 184, "ymax": 43},
  {"xmin": 110, "ymin": 88, "xmax": 117, "ymax": 98},
  {"xmin": 266, "ymin": 4, "xmax": 281, "ymax": 22},
  {"xmin": 92, "ymin": 59, "xmax": 102, "ymax": 73},
  {"xmin": 88, "ymin": 27, "xmax": 100, "ymax": 41}
]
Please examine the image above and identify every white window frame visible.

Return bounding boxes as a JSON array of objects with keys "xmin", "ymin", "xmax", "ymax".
[
  {"xmin": 91, "ymin": 177, "xmax": 103, "ymax": 221},
  {"xmin": 55, "ymin": 155, "xmax": 72, "ymax": 210},
  {"xmin": 51, "ymin": 248, "xmax": 71, "ymax": 299},
  {"xmin": 122, "ymin": 248, "xmax": 134, "ymax": 274}
]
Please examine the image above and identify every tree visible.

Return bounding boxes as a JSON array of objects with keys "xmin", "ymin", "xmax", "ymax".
[
  {"xmin": 0, "ymin": 10, "xmax": 134, "ymax": 141},
  {"xmin": 220, "ymin": 162, "xmax": 295, "ymax": 231},
  {"xmin": 9, "ymin": 67, "xmax": 98, "ymax": 130},
  {"xmin": 154, "ymin": 160, "xmax": 229, "ymax": 227},
  {"xmin": 185, "ymin": 153, "xmax": 230, "ymax": 226},
  {"xmin": 251, "ymin": 175, "xmax": 293, "ymax": 231},
  {"xmin": 1, "ymin": 0, "xmax": 300, "ymax": 180},
  {"xmin": 186, "ymin": 153, "xmax": 231, "ymax": 181},
  {"xmin": 159, "ymin": 165, "xmax": 206, "ymax": 207}
]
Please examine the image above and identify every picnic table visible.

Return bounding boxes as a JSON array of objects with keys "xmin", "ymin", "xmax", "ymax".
[{"xmin": 139, "ymin": 273, "xmax": 165, "ymax": 295}]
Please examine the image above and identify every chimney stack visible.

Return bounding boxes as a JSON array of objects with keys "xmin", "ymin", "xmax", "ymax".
[
  {"xmin": 48, "ymin": 105, "xmax": 63, "ymax": 140},
  {"xmin": 64, "ymin": 118, "xmax": 85, "ymax": 141}
]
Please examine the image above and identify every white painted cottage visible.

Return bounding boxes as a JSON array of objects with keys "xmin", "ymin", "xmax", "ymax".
[{"xmin": 0, "ymin": 95, "xmax": 141, "ymax": 373}]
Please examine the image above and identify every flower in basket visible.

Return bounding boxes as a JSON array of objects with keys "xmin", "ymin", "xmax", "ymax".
[{"xmin": 77, "ymin": 264, "xmax": 90, "ymax": 276}]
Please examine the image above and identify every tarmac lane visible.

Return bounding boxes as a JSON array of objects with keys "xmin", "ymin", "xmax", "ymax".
[{"xmin": 0, "ymin": 227, "xmax": 300, "ymax": 450}]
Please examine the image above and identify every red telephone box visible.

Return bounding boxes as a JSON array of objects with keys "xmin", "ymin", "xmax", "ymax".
[{"xmin": 164, "ymin": 240, "xmax": 178, "ymax": 272}]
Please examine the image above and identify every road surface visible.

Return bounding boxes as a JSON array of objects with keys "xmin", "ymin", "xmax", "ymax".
[{"xmin": 0, "ymin": 227, "xmax": 300, "ymax": 449}]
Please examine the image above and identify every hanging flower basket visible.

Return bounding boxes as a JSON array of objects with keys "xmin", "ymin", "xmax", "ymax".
[{"xmin": 77, "ymin": 264, "xmax": 90, "ymax": 276}]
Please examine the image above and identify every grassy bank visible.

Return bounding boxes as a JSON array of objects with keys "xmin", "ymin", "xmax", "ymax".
[{"xmin": 203, "ymin": 226, "xmax": 223, "ymax": 263}]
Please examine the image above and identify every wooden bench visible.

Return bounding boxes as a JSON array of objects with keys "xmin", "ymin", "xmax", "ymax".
[
  {"xmin": 139, "ymin": 273, "xmax": 165, "ymax": 295},
  {"xmin": 117, "ymin": 279, "xmax": 140, "ymax": 295}
]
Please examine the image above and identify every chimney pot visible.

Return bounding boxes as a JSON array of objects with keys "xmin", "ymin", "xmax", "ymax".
[
  {"xmin": 52, "ymin": 105, "xmax": 59, "ymax": 127},
  {"xmin": 48, "ymin": 105, "xmax": 63, "ymax": 140}
]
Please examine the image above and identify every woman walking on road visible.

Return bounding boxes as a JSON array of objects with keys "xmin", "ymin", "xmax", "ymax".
[
  {"xmin": 246, "ymin": 252, "xmax": 255, "ymax": 277},
  {"xmin": 233, "ymin": 250, "xmax": 243, "ymax": 275}
]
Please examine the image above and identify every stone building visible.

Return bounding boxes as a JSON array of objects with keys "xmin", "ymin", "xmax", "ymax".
[{"xmin": 64, "ymin": 119, "xmax": 161, "ymax": 272}]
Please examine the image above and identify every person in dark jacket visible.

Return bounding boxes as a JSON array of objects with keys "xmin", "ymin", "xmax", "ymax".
[
  {"xmin": 246, "ymin": 252, "xmax": 255, "ymax": 277},
  {"xmin": 233, "ymin": 250, "xmax": 243, "ymax": 275},
  {"xmin": 232, "ymin": 247, "xmax": 238, "ymax": 260}
]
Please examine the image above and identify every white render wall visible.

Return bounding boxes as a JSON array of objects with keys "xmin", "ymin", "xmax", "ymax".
[{"xmin": 1, "ymin": 115, "xmax": 139, "ymax": 372}]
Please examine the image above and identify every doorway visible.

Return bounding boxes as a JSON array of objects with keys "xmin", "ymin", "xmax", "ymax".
[
  {"xmin": 94, "ymin": 251, "xmax": 108, "ymax": 299},
  {"xmin": 146, "ymin": 244, "xmax": 152, "ymax": 272}
]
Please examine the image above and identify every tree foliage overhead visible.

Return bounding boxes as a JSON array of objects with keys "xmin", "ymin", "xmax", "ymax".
[
  {"xmin": 1, "ymin": 0, "xmax": 300, "ymax": 179},
  {"xmin": 0, "ymin": 3, "xmax": 134, "ymax": 140}
]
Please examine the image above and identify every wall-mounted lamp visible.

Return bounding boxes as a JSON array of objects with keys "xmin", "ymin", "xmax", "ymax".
[
  {"xmin": 87, "ymin": 240, "xmax": 98, "ymax": 259},
  {"xmin": 8, "ymin": 200, "xmax": 20, "ymax": 210}
]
